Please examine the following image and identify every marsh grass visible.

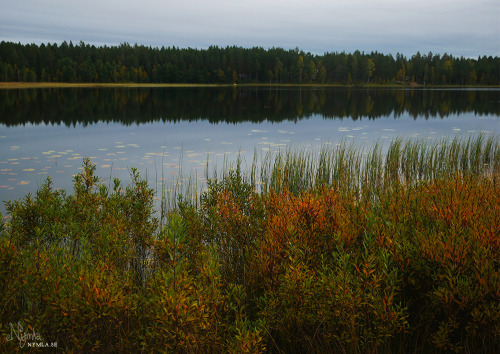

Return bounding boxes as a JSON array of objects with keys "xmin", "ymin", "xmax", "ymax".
[
  {"xmin": 142, "ymin": 135, "xmax": 500, "ymax": 220},
  {"xmin": 192, "ymin": 134, "xmax": 499, "ymax": 204}
]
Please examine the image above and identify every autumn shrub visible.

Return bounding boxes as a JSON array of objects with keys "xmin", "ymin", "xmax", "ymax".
[
  {"xmin": 246, "ymin": 188, "xmax": 407, "ymax": 352},
  {"xmin": 0, "ymin": 158, "xmax": 266, "ymax": 352},
  {"xmin": 0, "ymin": 158, "xmax": 157, "ymax": 351},
  {"xmin": 368, "ymin": 174, "xmax": 500, "ymax": 352},
  {"xmin": 197, "ymin": 165, "xmax": 265, "ymax": 286},
  {"xmin": 0, "ymin": 136, "xmax": 498, "ymax": 353},
  {"xmin": 138, "ymin": 224, "xmax": 225, "ymax": 352}
]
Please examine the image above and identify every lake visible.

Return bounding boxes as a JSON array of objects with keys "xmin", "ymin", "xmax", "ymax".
[{"xmin": 1, "ymin": 87, "xmax": 499, "ymax": 215}]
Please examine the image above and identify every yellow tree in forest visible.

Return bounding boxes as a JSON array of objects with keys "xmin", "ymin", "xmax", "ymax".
[
  {"xmin": 366, "ymin": 58, "xmax": 375, "ymax": 83},
  {"xmin": 297, "ymin": 55, "xmax": 304, "ymax": 83}
]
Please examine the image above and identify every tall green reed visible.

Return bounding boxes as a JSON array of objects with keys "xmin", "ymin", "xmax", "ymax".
[
  {"xmin": 155, "ymin": 134, "xmax": 498, "ymax": 214},
  {"xmin": 250, "ymin": 134, "xmax": 499, "ymax": 201}
]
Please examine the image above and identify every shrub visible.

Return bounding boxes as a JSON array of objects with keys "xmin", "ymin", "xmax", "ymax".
[{"xmin": 1, "ymin": 136, "xmax": 498, "ymax": 352}]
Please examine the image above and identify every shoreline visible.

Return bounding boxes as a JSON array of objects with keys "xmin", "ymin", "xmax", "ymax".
[{"xmin": 1, "ymin": 82, "xmax": 499, "ymax": 89}]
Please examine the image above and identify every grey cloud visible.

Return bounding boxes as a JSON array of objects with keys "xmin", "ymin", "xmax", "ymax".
[{"xmin": 0, "ymin": 0, "xmax": 498, "ymax": 57}]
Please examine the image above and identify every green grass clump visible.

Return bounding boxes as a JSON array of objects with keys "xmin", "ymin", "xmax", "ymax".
[
  {"xmin": 1, "ymin": 136, "xmax": 499, "ymax": 353},
  {"xmin": 254, "ymin": 134, "xmax": 499, "ymax": 200}
]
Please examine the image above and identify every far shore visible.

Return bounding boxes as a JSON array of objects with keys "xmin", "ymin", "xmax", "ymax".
[
  {"xmin": 1, "ymin": 82, "xmax": 499, "ymax": 90},
  {"xmin": 0, "ymin": 82, "xmax": 233, "ymax": 89}
]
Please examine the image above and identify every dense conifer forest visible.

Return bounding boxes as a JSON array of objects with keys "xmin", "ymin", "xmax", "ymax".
[{"xmin": 1, "ymin": 41, "xmax": 499, "ymax": 85}]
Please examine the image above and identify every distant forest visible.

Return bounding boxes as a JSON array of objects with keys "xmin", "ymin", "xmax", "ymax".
[{"xmin": 1, "ymin": 41, "xmax": 499, "ymax": 85}]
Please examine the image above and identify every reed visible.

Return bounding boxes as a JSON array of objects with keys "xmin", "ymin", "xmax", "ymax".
[
  {"xmin": 158, "ymin": 134, "xmax": 498, "ymax": 213},
  {"xmin": 241, "ymin": 134, "xmax": 499, "ymax": 200}
]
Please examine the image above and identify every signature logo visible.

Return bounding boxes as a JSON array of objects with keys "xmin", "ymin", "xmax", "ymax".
[{"xmin": 6, "ymin": 322, "xmax": 57, "ymax": 348}]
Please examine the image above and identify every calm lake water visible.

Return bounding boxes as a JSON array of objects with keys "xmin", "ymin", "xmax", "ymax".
[{"xmin": 1, "ymin": 87, "xmax": 499, "ymax": 215}]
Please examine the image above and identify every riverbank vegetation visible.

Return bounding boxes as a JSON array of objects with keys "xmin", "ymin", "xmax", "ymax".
[
  {"xmin": 1, "ymin": 41, "xmax": 499, "ymax": 85},
  {"xmin": 1, "ymin": 136, "xmax": 499, "ymax": 352}
]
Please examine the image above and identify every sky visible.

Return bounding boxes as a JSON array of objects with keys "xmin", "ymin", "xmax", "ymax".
[{"xmin": 1, "ymin": 0, "xmax": 499, "ymax": 58}]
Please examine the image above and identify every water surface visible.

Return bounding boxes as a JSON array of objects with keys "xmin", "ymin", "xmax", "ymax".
[{"xmin": 1, "ymin": 87, "xmax": 499, "ymax": 215}]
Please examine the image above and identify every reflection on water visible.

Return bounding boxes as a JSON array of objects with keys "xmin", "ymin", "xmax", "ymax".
[
  {"xmin": 0, "ymin": 87, "xmax": 499, "ymax": 215},
  {"xmin": 1, "ymin": 87, "xmax": 499, "ymax": 126}
]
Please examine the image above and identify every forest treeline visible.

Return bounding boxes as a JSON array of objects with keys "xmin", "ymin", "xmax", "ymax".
[{"xmin": 1, "ymin": 41, "xmax": 499, "ymax": 85}]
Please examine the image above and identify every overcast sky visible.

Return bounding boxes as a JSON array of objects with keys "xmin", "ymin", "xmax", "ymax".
[{"xmin": 1, "ymin": 0, "xmax": 499, "ymax": 58}]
